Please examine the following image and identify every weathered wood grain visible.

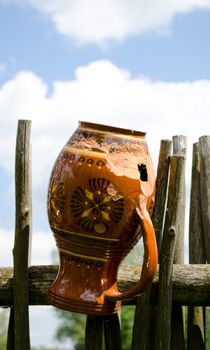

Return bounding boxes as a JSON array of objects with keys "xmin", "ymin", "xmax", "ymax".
[
  {"xmin": 85, "ymin": 315, "xmax": 104, "ymax": 350},
  {"xmin": 172, "ymin": 135, "xmax": 187, "ymax": 264},
  {"xmin": 131, "ymin": 291, "xmax": 151, "ymax": 350},
  {"xmin": 104, "ymin": 314, "xmax": 122, "ymax": 350},
  {"xmin": 199, "ymin": 136, "xmax": 210, "ymax": 263},
  {"xmin": 188, "ymin": 142, "xmax": 205, "ymax": 350},
  {"xmin": 154, "ymin": 155, "xmax": 185, "ymax": 350},
  {"xmin": 131, "ymin": 139, "xmax": 172, "ymax": 350},
  {"xmin": 189, "ymin": 143, "xmax": 205, "ymax": 264},
  {"xmin": 12, "ymin": 120, "xmax": 32, "ymax": 350},
  {"xmin": 171, "ymin": 136, "xmax": 187, "ymax": 350},
  {"xmin": 152, "ymin": 139, "xmax": 172, "ymax": 251},
  {"xmin": 1, "ymin": 264, "xmax": 210, "ymax": 306}
]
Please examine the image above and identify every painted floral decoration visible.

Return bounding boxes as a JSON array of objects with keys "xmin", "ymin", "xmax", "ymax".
[{"xmin": 70, "ymin": 178, "xmax": 124, "ymax": 234}]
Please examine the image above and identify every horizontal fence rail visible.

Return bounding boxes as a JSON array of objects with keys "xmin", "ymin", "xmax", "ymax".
[{"xmin": 1, "ymin": 264, "xmax": 210, "ymax": 307}]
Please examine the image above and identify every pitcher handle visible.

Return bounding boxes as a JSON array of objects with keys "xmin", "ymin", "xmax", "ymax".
[{"xmin": 105, "ymin": 183, "xmax": 158, "ymax": 302}]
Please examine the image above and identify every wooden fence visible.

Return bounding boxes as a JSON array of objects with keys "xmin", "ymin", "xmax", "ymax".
[{"xmin": 1, "ymin": 119, "xmax": 210, "ymax": 349}]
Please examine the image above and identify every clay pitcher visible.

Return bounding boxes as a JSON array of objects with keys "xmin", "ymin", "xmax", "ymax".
[{"xmin": 47, "ymin": 121, "xmax": 158, "ymax": 315}]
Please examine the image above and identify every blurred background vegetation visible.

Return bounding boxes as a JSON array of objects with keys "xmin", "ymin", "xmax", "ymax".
[{"xmin": 0, "ymin": 307, "xmax": 210, "ymax": 349}]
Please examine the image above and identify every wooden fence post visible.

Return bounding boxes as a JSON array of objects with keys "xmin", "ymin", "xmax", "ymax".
[
  {"xmin": 85, "ymin": 315, "xmax": 104, "ymax": 350},
  {"xmin": 152, "ymin": 139, "xmax": 172, "ymax": 252},
  {"xmin": 172, "ymin": 135, "xmax": 187, "ymax": 263},
  {"xmin": 131, "ymin": 139, "xmax": 172, "ymax": 350},
  {"xmin": 170, "ymin": 136, "xmax": 187, "ymax": 350},
  {"xmin": 199, "ymin": 136, "xmax": 210, "ymax": 263},
  {"xmin": 9, "ymin": 120, "xmax": 32, "ymax": 350},
  {"xmin": 104, "ymin": 314, "xmax": 122, "ymax": 350},
  {"xmin": 154, "ymin": 155, "xmax": 185, "ymax": 350},
  {"xmin": 187, "ymin": 142, "xmax": 205, "ymax": 350}
]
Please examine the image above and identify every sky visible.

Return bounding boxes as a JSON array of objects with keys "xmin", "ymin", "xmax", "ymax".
[{"xmin": 1, "ymin": 0, "xmax": 210, "ymax": 348}]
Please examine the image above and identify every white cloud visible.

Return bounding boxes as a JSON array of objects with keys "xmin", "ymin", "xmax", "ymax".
[
  {"xmin": 0, "ymin": 228, "xmax": 14, "ymax": 266},
  {"xmin": 0, "ymin": 227, "xmax": 55, "ymax": 266},
  {"xmin": 1, "ymin": 59, "xmax": 210, "ymax": 266},
  {"xmin": 31, "ymin": 230, "xmax": 56, "ymax": 265},
  {"xmin": 1, "ymin": 59, "xmax": 210, "ymax": 195},
  {"xmin": 6, "ymin": 0, "xmax": 210, "ymax": 45}
]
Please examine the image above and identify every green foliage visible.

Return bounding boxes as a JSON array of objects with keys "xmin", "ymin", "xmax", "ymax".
[
  {"xmin": 206, "ymin": 307, "xmax": 210, "ymax": 349},
  {"xmin": 54, "ymin": 306, "xmax": 135, "ymax": 350},
  {"xmin": 122, "ymin": 240, "xmax": 144, "ymax": 266},
  {"xmin": 31, "ymin": 347, "xmax": 59, "ymax": 350},
  {"xmin": 0, "ymin": 309, "xmax": 8, "ymax": 350},
  {"xmin": 55, "ymin": 310, "xmax": 86, "ymax": 350},
  {"xmin": 121, "ymin": 306, "xmax": 135, "ymax": 349}
]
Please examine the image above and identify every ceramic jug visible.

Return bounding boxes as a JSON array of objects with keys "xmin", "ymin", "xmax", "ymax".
[{"xmin": 47, "ymin": 121, "xmax": 158, "ymax": 315}]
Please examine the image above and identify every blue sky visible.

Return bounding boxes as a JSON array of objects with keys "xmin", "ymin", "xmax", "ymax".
[
  {"xmin": 1, "ymin": 1, "xmax": 210, "ymax": 348},
  {"xmin": 1, "ymin": 2, "xmax": 210, "ymax": 86}
]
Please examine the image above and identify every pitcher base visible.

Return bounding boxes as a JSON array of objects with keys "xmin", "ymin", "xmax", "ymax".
[{"xmin": 48, "ymin": 290, "xmax": 121, "ymax": 315}]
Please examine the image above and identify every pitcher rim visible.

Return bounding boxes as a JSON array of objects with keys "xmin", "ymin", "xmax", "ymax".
[{"xmin": 79, "ymin": 121, "xmax": 146, "ymax": 137}]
